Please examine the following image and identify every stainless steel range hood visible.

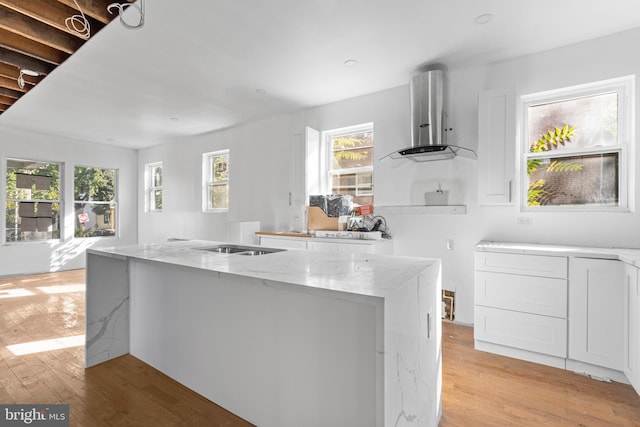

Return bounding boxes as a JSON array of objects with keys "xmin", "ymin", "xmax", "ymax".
[{"xmin": 382, "ymin": 69, "xmax": 476, "ymax": 162}]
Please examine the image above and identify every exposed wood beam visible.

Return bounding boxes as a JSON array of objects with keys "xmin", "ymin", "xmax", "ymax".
[
  {"xmin": 56, "ymin": 0, "xmax": 131, "ymax": 25},
  {"xmin": 0, "ymin": 95, "xmax": 17, "ymax": 106},
  {"xmin": 0, "ymin": 27, "xmax": 68, "ymax": 65},
  {"xmin": 0, "ymin": 0, "xmax": 106, "ymax": 39},
  {"xmin": 0, "ymin": 5, "xmax": 84, "ymax": 54},
  {"xmin": 0, "ymin": 47, "xmax": 55, "ymax": 76},
  {"xmin": 0, "ymin": 75, "xmax": 28, "ymax": 92},
  {"xmin": 0, "ymin": 87, "xmax": 21, "ymax": 99},
  {"xmin": 0, "ymin": 105, "xmax": 7, "ymax": 112},
  {"xmin": 0, "ymin": 63, "xmax": 39, "ymax": 86}
]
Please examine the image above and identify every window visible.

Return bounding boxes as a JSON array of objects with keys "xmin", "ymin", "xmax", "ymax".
[
  {"xmin": 324, "ymin": 123, "xmax": 374, "ymax": 206},
  {"xmin": 5, "ymin": 159, "xmax": 61, "ymax": 242},
  {"xmin": 203, "ymin": 150, "xmax": 229, "ymax": 211},
  {"xmin": 74, "ymin": 166, "xmax": 117, "ymax": 237},
  {"xmin": 522, "ymin": 76, "xmax": 633, "ymax": 210},
  {"xmin": 145, "ymin": 162, "xmax": 163, "ymax": 212}
]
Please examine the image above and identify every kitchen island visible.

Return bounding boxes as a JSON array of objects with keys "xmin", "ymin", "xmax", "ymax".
[{"xmin": 85, "ymin": 240, "xmax": 442, "ymax": 427}]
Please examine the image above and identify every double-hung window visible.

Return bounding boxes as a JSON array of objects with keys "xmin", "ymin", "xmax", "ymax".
[
  {"xmin": 74, "ymin": 166, "xmax": 117, "ymax": 237},
  {"xmin": 324, "ymin": 123, "xmax": 374, "ymax": 206},
  {"xmin": 522, "ymin": 76, "xmax": 633, "ymax": 211},
  {"xmin": 145, "ymin": 162, "xmax": 163, "ymax": 212},
  {"xmin": 5, "ymin": 158, "xmax": 61, "ymax": 242},
  {"xmin": 203, "ymin": 150, "xmax": 230, "ymax": 212}
]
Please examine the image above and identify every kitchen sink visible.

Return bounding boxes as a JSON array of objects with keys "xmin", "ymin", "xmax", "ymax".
[{"xmin": 194, "ymin": 244, "xmax": 285, "ymax": 256}]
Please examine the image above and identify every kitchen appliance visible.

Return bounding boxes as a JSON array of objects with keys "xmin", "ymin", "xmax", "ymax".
[{"xmin": 381, "ymin": 68, "xmax": 477, "ymax": 162}]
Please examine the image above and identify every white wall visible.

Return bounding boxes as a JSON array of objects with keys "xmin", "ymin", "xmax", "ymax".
[
  {"xmin": 138, "ymin": 27, "xmax": 640, "ymax": 324},
  {"xmin": 0, "ymin": 127, "xmax": 138, "ymax": 277}
]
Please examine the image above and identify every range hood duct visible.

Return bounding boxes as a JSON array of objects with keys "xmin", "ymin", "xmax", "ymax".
[{"xmin": 382, "ymin": 69, "xmax": 476, "ymax": 162}]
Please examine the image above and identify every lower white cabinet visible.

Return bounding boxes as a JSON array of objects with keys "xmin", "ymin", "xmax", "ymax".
[
  {"xmin": 569, "ymin": 258, "xmax": 624, "ymax": 371},
  {"xmin": 475, "ymin": 243, "xmax": 633, "ymax": 386},
  {"xmin": 474, "ymin": 251, "xmax": 568, "ymax": 367},
  {"xmin": 625, "ymin": 264, "xmax": 640, "ymax": 394},
  {"xmin": 259, "ymin": 235, "xmax": 392, "ymax": 254},
  {"xmin": 475, "ymin": 305, "xmax": 567, "ymax": 358}
]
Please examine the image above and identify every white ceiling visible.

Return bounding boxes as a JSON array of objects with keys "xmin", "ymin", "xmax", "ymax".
[{"xmin": 2, "ymin": 0, "xmax": 640, "ymax": 150}]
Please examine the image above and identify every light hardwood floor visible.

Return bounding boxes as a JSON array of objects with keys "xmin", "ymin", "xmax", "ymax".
[
  {"xmin": 440, "ymin": 321, "xmax": 640, "ymax": 426},
  {"xmin": 1, "ymin": 269, "xmax": 640, "ymax": 426}
]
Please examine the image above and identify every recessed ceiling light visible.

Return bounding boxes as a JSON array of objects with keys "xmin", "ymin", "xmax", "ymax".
[
  {"xmin": 473, "ymin": 13, "xmax": 493, "ymax": 25},
  {"xmin": 344, "ymin": 59, "xmax": 358, "ymax": 67},
  {"xmin": 256, "ymin": 89, "xmax": 266, "ymax": 95},
  {"xmin": 169, "ymin": 117, "xmax": 179, "ymax": 122}
]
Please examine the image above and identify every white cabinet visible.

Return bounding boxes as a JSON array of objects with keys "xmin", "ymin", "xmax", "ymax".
[
  {"xmin": 259, "ymin": 235, "xmax": 392, "ymax": 255},
  {"xmin": 474, "ymin": 251, "xmax": 568, "ymax": 367},
  {"xmin": 625, "ymin": 264, "xmax": 640, "ymax": 394},
  {"xmin": 477, "ymin": 87, "xmax": 516, "ymax": 205},
  {"xmin": 259, "ymin": 236, "xmax": 307, "ymax": 250},
  {"xmin": 568, "ymin": 258, "xmax": 624, "ymax": 372}
]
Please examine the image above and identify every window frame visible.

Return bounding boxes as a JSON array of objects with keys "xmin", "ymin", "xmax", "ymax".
[
  {"xmin": 520, "ymin": 75, "xmax": 634, "ymax": 212},
  {"xmin": 145, "ymin": 161, "xmax": 163, "ymax": 213},
  {"xmin": 322, "ymin": 122, "xmax": 374, "ymax": 205},
  {"xmin": 73, "ymin": 165, "xmax": 118, "ymax": 238},
  {"xmin": 3, "ymin": 157, "xmax": 63, "ymax": 244},
  {"xmin": 202, "ymin": 149, "xmax": 230, "ymax": 213}
]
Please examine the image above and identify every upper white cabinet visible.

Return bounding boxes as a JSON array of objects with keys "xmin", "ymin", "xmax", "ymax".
[
  {"xmin": 568, "ymin": 258, "xmax": 625, "ymax": 372},
  {"xmin": 625, "ymin": 264, "xmax": 640, "ymax": 394},
  {"xmin": 477, "ymin": 87, "xmax": 516, "ymax": 205}
]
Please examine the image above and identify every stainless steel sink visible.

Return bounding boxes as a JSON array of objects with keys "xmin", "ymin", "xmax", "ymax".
[{"xmin": 194, "ymin": 244, "xmax": 285, "ymax": 256}]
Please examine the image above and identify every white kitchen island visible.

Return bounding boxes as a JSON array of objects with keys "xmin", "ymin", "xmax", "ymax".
[{"xmin": 85, "ymin": 240, "xmax": 442, "ymax": 427}]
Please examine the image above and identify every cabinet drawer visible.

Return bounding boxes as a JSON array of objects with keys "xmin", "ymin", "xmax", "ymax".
[
  {"xmin": 475, "ymin": 252, "xmax": 567, "ymax": 279},
  {"xmin": 475, "ymin": 306, "xmax": 567, "ymax": 357},
  {"xmin": 475, "ymin": 271, "xmax": 567, "ymax": 318}
]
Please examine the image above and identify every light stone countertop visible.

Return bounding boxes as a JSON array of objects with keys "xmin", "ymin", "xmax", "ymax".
[
  {"xmin": 476, "ymin": 240, "xmax": 640, "ymax": 267},
  {"xmin": 88, "ymin": 240, "xmax": 437, "ymax": 298}
]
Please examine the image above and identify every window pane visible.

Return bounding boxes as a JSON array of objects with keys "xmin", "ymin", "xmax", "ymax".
[
  {"xmin": 74, "ymin": 167, "xmax": 116, "ymax": 202},
  {"xmin": 152, "ymin": 166, "xmax": 162, "ymax": 187},
  {"xmin": 74, "ymin": 202, "xmax": 116, "ymax": 237},
  {"xmin": 527, "ymin": 152, "xmax": 619, "ymax": 207},
  {"xmin": 331, "ymin": 172, "xmax": 373, "ymax": 205},
  {"xmin": 152, "ymin": 189, "xmax": 162, "ymax": 210},
  {"xmin": 331, "ymin": 131, "xmax": 373, "ymax": 170},
  {"xmin": 5, "ymin": 201, "xmax": 61, "ymax": 242},
  {"xmin": 528, "ymin": 93, "xmax": 618, "ymax": 152},
  {"xmin": 210, "ymin": 184, "xmax": 229, "ymax": 209},
  {"xmin": 211, "ymin": 154, "xmax": 229, "ymax": 182}
]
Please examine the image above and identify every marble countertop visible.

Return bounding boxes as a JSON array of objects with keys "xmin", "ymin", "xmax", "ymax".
[
  {"xmin": 476, "ymin": 240, "xmax": 640, "ymax": 267},
  {"xmin": 88, "ymin": 240, "xmax": 437, "ymax": 298}
]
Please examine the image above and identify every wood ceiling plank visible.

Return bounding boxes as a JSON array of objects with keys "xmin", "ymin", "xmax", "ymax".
[
  {"xmin": 0, "ymin": 86, "xmax": 22, "ymax": 99},
  {"xmin": 0, "ymin": 75, "xmax": 28, "ymax": 92},
  {"xmin": 0, "ymin": 0, "xmax": 106, "ymax": 39},
  {"xmin": 0, "ymin": 5, "xmax": 84, "ymax": 54},
  {"xmin": 0, "ymin": 27, "xmax": 68, "ymax": 65},
  {"xmin": 0, "ymin": 95, "xmax": 17, "ymax": 106},
  {"xmin": 56, "ymin": 0, "xmax": 132, "ymax": 25},
  {"xmin": 0, "ymin": 47, "xmax": 55, "ymax": 75},
  {"xmin": 0, "ymin": 63, "xmax": 39, "ymax": 86}
]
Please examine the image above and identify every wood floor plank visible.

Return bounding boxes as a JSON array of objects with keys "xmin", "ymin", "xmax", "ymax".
[
  {"xmin": 3, "ymin": 269, "xmax": 640, "ymax": 426},
  {"xmin": 440, "ymin": 321, "xmax": 640, "ymax": 426}
]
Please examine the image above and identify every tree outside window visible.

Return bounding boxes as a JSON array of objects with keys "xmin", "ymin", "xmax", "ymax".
[
  {"xmin": 522, "ymin": 77, "xmax": 631, "ymax": 210},
  {"xmin": 204, "ymin": 150, "xmax": 230, "ymax": 211},
  {"xmin": 74, "ymin": 166, "xmax": 117, "ymax": 237},
  {"xmin": 326, "ymin": 124, "xmax": 373, "ymax": 206},
  {"xmin": 5, "ymin": 159, "xmax": 61, "ymax": 242}
]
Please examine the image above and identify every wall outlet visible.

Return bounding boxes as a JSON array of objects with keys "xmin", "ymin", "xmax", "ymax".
[{"xmin": 517, "ymin": 216, "xmax": 533, "ymax": 225}]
